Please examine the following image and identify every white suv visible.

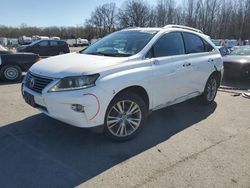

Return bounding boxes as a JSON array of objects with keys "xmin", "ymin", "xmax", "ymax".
[{"xmin": 22, "ymin": 25, "xmax": 223, "ymax": 141}]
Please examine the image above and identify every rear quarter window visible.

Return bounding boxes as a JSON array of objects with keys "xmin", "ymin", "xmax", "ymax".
[{"xmin": 183, "ymin": 32, "xmax": 205, "ymax": 53}]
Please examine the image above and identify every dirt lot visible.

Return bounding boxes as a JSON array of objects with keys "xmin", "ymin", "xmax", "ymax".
[{"xmin": 0, "ymin": 79, "xmax": 249, "ymax": 188}]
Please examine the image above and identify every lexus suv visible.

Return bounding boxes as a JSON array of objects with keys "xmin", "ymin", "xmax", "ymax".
[{"xmin": 22, "ymin": 25, "xmax": 223, "ymax": 141}]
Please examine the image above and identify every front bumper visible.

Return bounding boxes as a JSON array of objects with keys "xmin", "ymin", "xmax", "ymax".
[{"xmin": 21, "ymin": 84, "xmax": 111, "ymax": 128}]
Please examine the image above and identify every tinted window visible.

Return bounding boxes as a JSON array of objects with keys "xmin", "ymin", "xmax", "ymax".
[
  {"xmin": 203, "ymin": 40, "xmax": 214, "ymax": 52},
  {"xmin": 58, "ymin": 41, "xmax": 66, "ymax": 46},
  {"xmin": 50, "ymin": 41, "xmax": 58, "ymax": 46},
  {"xmin": 183, "ymin": 33, "xmax": 205, "ymax": 53},
  {"xmin": 38, "ymin": 41, "xmax": 49, "ymax": 47},
  {"xmin": 153, "ymin": 32, "xmax": 185, "ymax": 57}
]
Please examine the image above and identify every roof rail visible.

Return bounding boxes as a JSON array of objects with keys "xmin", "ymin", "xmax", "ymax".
[{"xmin": 163, "ymin": 25, "xmax": 203, "ymax": 34}]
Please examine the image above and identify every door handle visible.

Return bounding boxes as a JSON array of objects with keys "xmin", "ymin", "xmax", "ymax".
[
  {"xmin": 208, "ymin": 58, "xmax": 214, "ymax": 62},
  {"xmin": 183, "ymin": 62, "xmax": 191, "ymax": 67},
  {"xmin": 152, "ymin": 59, "xmax": 160, "ymax": 65}
]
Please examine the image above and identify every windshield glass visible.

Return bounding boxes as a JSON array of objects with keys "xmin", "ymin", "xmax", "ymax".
[
  {"xmin": 230, "ymin": 47, "xmax": 250, "ymax": 56},
  {"xmin": 0, "ymin": 45, "xmax": 7, "ymax": 51},
  {"xmin": 83, "ymin": 30, "xmax": 158, "ymax": 57}
]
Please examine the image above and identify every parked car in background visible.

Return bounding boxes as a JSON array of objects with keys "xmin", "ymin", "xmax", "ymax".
[
  {"xmin": 32, "ymin": 36, "xmax": 50, "ymax": 42},
  {"xmin": 0, "ymin": 45, "xmax": 40, "ymax": 81},
  {"xmin": 243, "ymin": 40, "xmax": 249, "ymax": 45},
  {"xmin": 18, "ymin": 36, "xmax": 32, "ymax": 45},
  {"xmin": 22, "ymin": 25, "xmax": 223, "ymax": 141},
  {"xmin": 224, "ymin": 39, "xmax": 238, "ymax": 48},
  {"xmin": 51, "ymin": 36, "xmax": 60, "ymax": 40},
  {"xmin": 223, "ymin": 46, "xmax": 250, "ymax": 79},
  {"xmin": 17, "ymin": 40, "xmax": 70, "ymax": 57},
  {"xmin": 0, "ymin": 37, "xmax": 8, "ymax": 46},
  {"xmin": 66, "ymin": 38, "xmax": 89, "ymax": 47},
  {"xmin": 211, "ymin": 39, "xmax": 224, "ymax": 46},
  {"xmin": 8, "ymin": 38, "xmax": 19, "ymax": 46},
  {"xmin": 217, "ymin": 46, "xmax": 231, "ymax": 56}
]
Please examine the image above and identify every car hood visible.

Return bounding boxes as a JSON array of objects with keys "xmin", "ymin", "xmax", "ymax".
[
  {"xmin": 30, "ymin": 53, "xmax": 129, "ymax": 78},
  {"xmin": 223, "ymin": 55, "xmax": 250, "ymax": 63}
]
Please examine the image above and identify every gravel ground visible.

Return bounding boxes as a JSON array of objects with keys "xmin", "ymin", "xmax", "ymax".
[{"xmin": 0, "ymin": 79, "xmax": 249, "ymax": 188}]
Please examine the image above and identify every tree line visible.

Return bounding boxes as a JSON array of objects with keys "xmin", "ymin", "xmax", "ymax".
[{"xmin": 1, "ymin": 0, "xmax": 250, "ymax": 40}]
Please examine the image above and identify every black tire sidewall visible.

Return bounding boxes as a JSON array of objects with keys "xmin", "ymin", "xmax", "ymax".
[
  {"xmin": 0, "ymin": 65, "xmax": 22, "ymax": 82},
  {"xmin": 201, "ymin": 75, "xmax": 218, "ymax": 105},
  {"xmin": 104, "ymin": 91, "xmax": 148, "ymax": 142}
]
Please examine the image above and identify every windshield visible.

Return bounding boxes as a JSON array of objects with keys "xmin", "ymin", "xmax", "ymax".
[
  {"xmin": 230, "ymin": 47, "xmax": 250, "ymax": 56},
  {"xmin": 83, "ymin": 30, "xmax": 158, "ymax": 57},
  {"xmin": 0, "ymin": 45, "xmax": 7, "ymax": 51}
]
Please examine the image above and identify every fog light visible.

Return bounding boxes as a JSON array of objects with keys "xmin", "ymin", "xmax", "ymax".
[{"xmin": 71, "ymin": 104, "xmax": 85, "ymax": 112}]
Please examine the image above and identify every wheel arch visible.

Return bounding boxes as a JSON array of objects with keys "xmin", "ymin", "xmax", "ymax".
[
  {"xmin": 210, "ymin": 70, "xmax": 222, "ymax": 87},
  {"xmin": 110, "ymin": 85, "xmax": 150, "ymax": 110}
]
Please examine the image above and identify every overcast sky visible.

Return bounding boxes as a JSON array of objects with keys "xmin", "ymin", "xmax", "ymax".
[{"xmin": 0, "ymin": 0, "xmax": 162, "ymax": 27}]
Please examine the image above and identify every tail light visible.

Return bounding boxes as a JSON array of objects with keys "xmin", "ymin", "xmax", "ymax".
[{"xmin": 65, "ymin": 42, "xmax": 70, "ymax": 48}]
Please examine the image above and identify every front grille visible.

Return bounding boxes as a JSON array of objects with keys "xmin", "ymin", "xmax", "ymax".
[{"xmin": 25, "ymin": 72, "xmax": 53, "ymax": 93}]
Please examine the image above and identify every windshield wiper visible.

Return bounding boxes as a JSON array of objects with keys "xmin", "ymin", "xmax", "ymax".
[{"xmin": 86, "ymin": 52, "xmax": 113, "ymax": 56}]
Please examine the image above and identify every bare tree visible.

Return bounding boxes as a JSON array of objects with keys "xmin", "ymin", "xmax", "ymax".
[
  {"xmin": 87, "ymin": 3, "xmax": 117, "ymax": 37},
  {"xmin": 118, "ymin": 0, "xmax": 151, "ymax": 28},
  {"xmin": 155, "ymin": 0, "xmax": 177, "ymax": 26},
  {"xmin": 2, "ymin": 0, "xmax": 250, "ymax": 40}
]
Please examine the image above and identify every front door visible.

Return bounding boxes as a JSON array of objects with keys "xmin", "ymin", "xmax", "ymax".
[
  {"xmin": 37, "ymin": 40, "xmax": 50, "ymax": 56},
  {"xmin": 151, "ymin": 32, "xmax": 194, "ymax": 108}
]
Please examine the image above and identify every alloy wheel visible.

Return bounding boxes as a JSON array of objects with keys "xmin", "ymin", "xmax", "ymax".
[
  {"xmin": 206, "ymin": 78, "xmax": 217, "ymax": 101},
  {"xmin": 106, "ymin": 100, "xmax": 142, "ymax": 137}
]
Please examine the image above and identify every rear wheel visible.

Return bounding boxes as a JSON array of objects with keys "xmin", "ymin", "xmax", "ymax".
[
  {"xmin": 200, "ymin": 74, "xmax": 218, "ymax": 105},
  {"xmin": 0, "ymin": 65, "xmax": 22, "ymax": 81},
  {"xmin": 104, "ymin": 92, "xmax": 147, "ymax": 142}
]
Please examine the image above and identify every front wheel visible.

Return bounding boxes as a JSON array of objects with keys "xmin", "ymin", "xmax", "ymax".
[
  {"xmin": 104, "ymin": 92, "xmax": 147, "ymax": 142},
  {"xmin": 200, "ymin": 75, "xmax": 218, "ymax": 105}
]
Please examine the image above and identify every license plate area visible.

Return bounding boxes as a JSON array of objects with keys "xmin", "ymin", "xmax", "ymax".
[{"xmin": 23, "ymin": 91, "xmax": 37, "ymax": 107}]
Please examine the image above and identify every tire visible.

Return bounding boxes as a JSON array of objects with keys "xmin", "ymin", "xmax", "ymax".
[
  {"xmin": 104, "ymin": 91, "xmax": 148, "ymax": 142},
  {"xmin": 0, "ymin": 65, "xmax": 22, "ymax": 82},
  {"xmin": 59, "ymin": 51, "xmax": 64, "ymax": 55},
  {"xmin": 200, "ymin": 74, "xmax": 218, "ymax": 105}
]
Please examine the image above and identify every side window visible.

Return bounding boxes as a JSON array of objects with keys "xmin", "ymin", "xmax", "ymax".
[
  {"xmin": 58, "ymin": 41, "xmax": 65, "ymax": 46},
  {"xmin": 153, "ymin": 32, "xmax": 185, "ymax": 57},
  {"xmin": 183, "ymin": 33, "xmax": 205, "ymax": 53},
  {"xmin": 50, "ymin": 41, "xmax": 58, "ymax": 46},
  {"xmin": 38, "ymin": 41, "xmax": 49, "ymax": 47},
  {"xmin": 203, "ymin": 39, "xmax": 214, "ymax": 52}
]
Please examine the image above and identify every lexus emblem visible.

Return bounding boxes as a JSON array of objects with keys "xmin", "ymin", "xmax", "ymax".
[{"xmin": 29, "ymin": 78, "xmax": 35, "ymax": 88}]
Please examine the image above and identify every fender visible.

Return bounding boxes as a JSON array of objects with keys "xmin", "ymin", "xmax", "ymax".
[{"xmin": 97, "ymin": 63, "xmax": 153, "ymax": 109}]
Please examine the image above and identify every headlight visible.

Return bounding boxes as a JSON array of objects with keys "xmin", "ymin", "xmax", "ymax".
[{"xmin": 49, "ymin": 74, "xmax": 100, "ymax": 92}]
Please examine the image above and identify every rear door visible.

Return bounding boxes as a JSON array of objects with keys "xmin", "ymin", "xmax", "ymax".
[
  {"xmin": 151, "ymin": 32, "xmax": 194, "ymax": 107},
  {"xmin": 49, "ymin": 40, "xmax": 59, "ymax": 55},
  {"xmin": 182, "ymin": 32, "xmax": 217, "ymax": 93}
]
